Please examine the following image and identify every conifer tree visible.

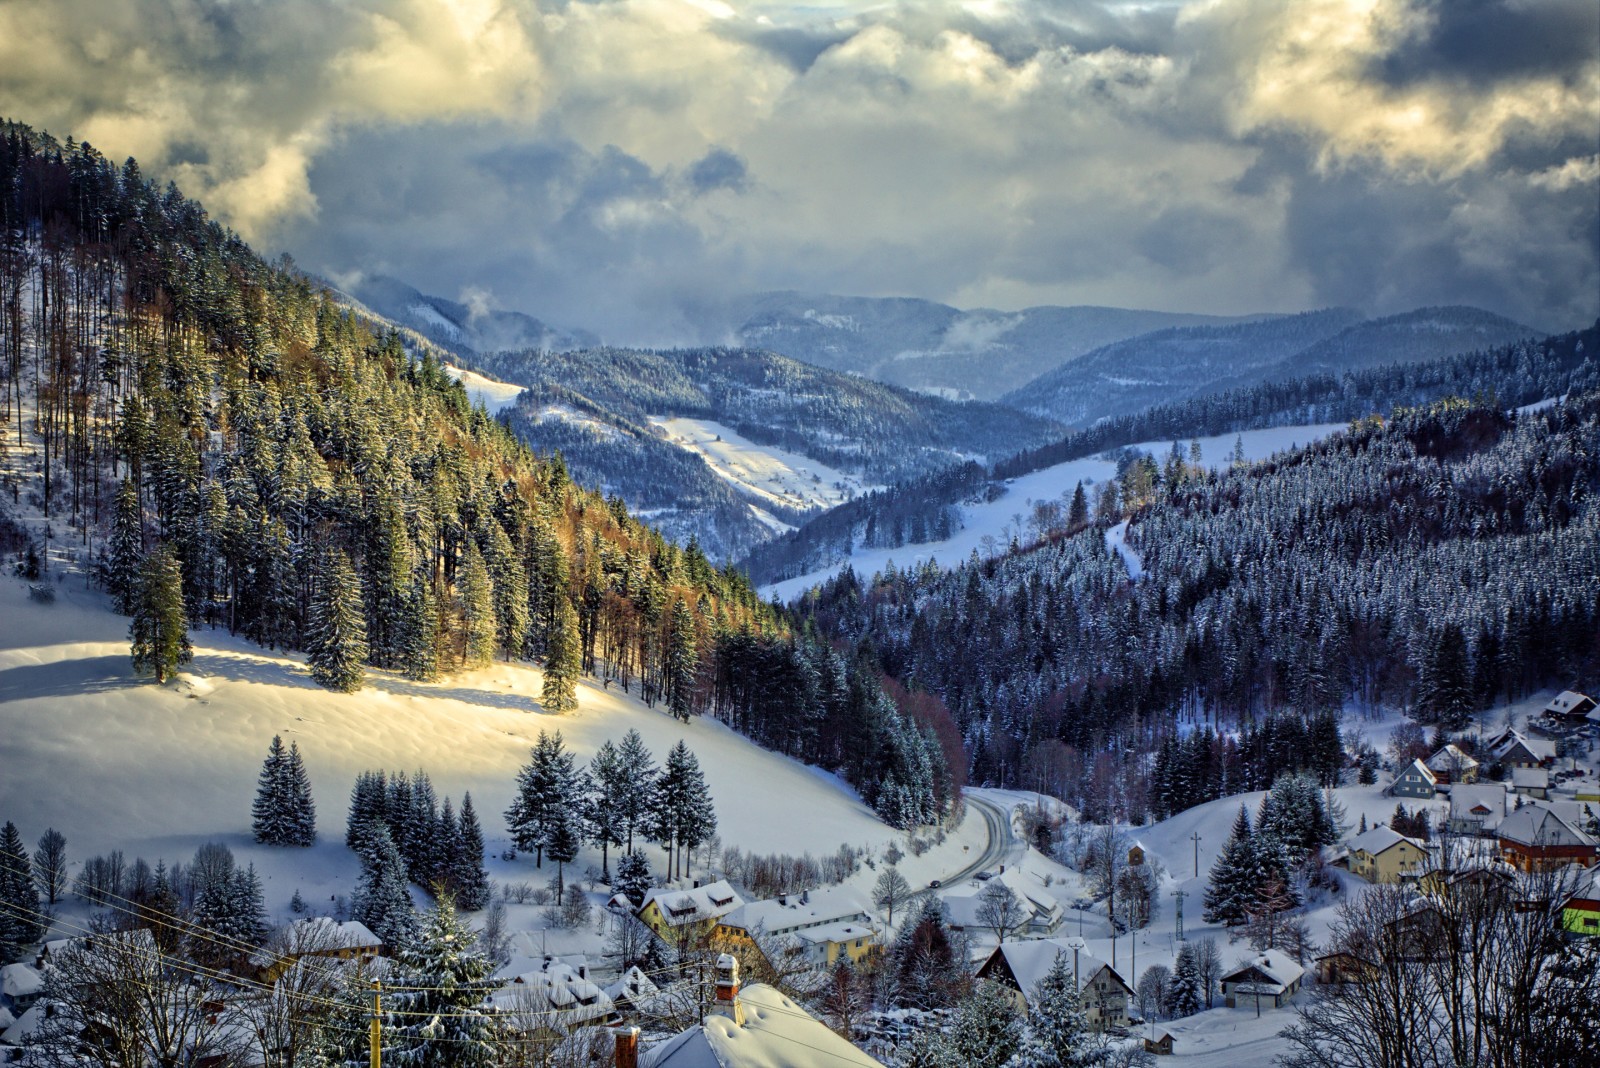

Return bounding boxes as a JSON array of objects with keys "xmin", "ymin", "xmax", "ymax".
[
  {"xmin": 615, "ymin": 728, "xmax": 658, "ymax": 854},
  {"xmin": 541, "ymin": 597, "xmax": 581, "ymax": 712},
  {"xmin": 586, "ymin": 740, "xmax": 628, "ymax": 881},
  {"xmin": 651, "ymin": 741, "xmax": 717, "ymax": 880},
  {"xmin": 401, "ymin": 576, "xmax": 441, "ymax": 682},
  {"xmin": 615, "ymin": 850, "xmax": 652, "ymax": 906},
  {"xmin": 284, "ymin": 741, "xmax": 316, "ymax": 845},
  {"xmin": 351, "ymin": 824, "xmax": 417, "ymax": 952},
  {"xmin": 1203, "ymin": 804, "xmax": 1256, "ymax": 927},
  {"xmin": 486, "ymin": 522, "xmax": 529, "ymax": 661},
  {"xmin": 1168, "ymin": 942, "xmax": 1202, "ymax": 1018},
  {"xmin": 457, "ymin": 541, "xmax": 496, "ymax": 668},
  {"xmin": 504, "ymin": 731, "xmax": 575, "ymax": 867},
  {"xmin": 664, "ymin": 597, "xmax": 698, "ymax": 721},
  {"xmin": 453, "ymin": 793, "xmax": 490, "ymax": 910},
  {"xmin": 1014, "ymin": 954, "xmax": 1100, "ymax": 1068},
  {"xmin": 381, "ymin": 897, "xmax": 499, "ymax": 1068},
  {"xmin": 1066, "ymin": 481, "xmax": 1089, "ymax": 530},
  {"xmin": 106, "ymin": 477, "xmax": 144, "ymax": 613},
  {"xmin": 0, "ymin": 821, "xmax": 42, "ymax": 955},
  {"xmin": 252, "ymin": 735, "xmax": 292, "ymax": 845},
  {"xmin": 546, "ymin": 804, "xmax": 581, "ymax": 905},
  {"xmin": 130, "ymin": 543, "xmax": 191, "ymax": 683},
  {"xmin": 307, "ymin": 548, "xmax": 368, "ymax": 692},
  {"xmin": 346, "ymin": 770, "xmax": 388, "ymax": 850}
]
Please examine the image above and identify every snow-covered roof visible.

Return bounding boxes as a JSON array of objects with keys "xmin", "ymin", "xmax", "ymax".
[
  {"xmin": 640, "ymin": 880, "xmax": 744, "ymax": 927},
  {"xmin": 719, "ymin": 886, "xmax": 872, "ymax": 938},
  {"xmin": 604, "ymin": 965, "xmax": 660, "ymax": 1007},
  {"xmin": 1425, "ymin": 745, "xmax": 1480, "ymax": 773},
  {"xmin": 1400, "ymin": 758, "xmax": 1438, "ymax": 784},
  {"xmin": 983, "ymin": 938, "xmax": 1128, "ymax": 1004},
  {"xmin": 943, "ymin": 869, "xmax": 1061, "ymax": 930},
  {"xmin": 490, "ymin": 961, "xmax": 614, "ymax": 1032},
  {"xmin": 1, "ymin": 1003, "xmax": 45, "ymax": 1045},
  {"xmin": 1497, "ymin": 805, "xmax": 1596, "ymax": 849},
  {"xmin": 1544, "ymin": 691, "xmax": 1595, "ymax": 717},
  {"xmin": 0, "ymin": 964, "xmax": 43, "ymax": 1000},
  {"xmin": 1492, "ymin": 730, "xmax": 1555, "ymax": 762},
  {"xmin": 1221, "ymin": 950, "xmax": 1304, "ymax": 994},
  {"xmin": 1348, "ymin": 825, "xmax": 1426, "ymax": 857},
  {"xmin": 1449, "ymin": 784, "xmax": 1508, "ymax": 821},
  {"xmin": 641, "ymin": 983, "xmax": 884, "ymax": 1068},
  {"xmin": 791, "ymin": 920, "xmax": 877, "ymax": 948},
  {"xmin": 1512, "ymin": 767, "xmax": 1550, "ymax": 789}
]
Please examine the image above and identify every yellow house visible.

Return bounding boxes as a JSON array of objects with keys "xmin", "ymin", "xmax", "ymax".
[
  {"xmin": 638, "ymin": 880, "xmax": 744, "ymax": 946},
  {"xmin": 714, "ymin": 887, "xmax": 881, "ymax": 967},
  {"xmin": 253, "ymin": 918, "xmax": 383, "ymax": 983},
  {"xmin": 1561, "ymin": 869, "xmax": 1600, "ymax": 937},
  {"xmin": 1346, "ymin": 826, "xmax": 1430, "ymax": 884}
]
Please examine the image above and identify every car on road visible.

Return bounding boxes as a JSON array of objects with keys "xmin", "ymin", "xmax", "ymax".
[
  {"xmin": 973, "ymin": 871, "xmax": 995, "ymax": 881},
  {"xmin": 928, "ymin": 879, "xmax": 942, "ymax": 889}
]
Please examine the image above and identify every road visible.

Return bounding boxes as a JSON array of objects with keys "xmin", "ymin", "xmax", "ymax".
[{"xmin": 935, "ymin": 793, "xmax": 1017, "ymax": 888}]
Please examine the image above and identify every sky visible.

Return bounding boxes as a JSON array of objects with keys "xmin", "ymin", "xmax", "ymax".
[{"xmin": 1, "ymin": 0, "xmax": 1596, "ymax": 344}]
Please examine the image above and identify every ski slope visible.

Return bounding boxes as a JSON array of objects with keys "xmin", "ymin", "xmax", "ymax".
[
  {"xmin": 445, "ymin": 364, "xmax": 525, "ymax": 414},
  {"xmin": 766, "ymin": 422, "xmax": 1347, "ymax": 600},
  {"xmin": 649, "ymin": 416, "xmax": 879, "ymax": 516}
]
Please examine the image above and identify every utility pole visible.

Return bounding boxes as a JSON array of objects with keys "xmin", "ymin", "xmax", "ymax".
[
  {"xmin": 1172, "ymin": 888, "xmax": 1188, "ymax": 942},
  {"xmin": 1190, "ymin": 832, "xmax": 1202, "ymax": 879},
  {"xmin": 369, "ymin": 980, "xmax": 382, "ymax": 1068},
  {"xmin": 1128, "ymin": 899, "xmax": 1137, "ymax": 979}
]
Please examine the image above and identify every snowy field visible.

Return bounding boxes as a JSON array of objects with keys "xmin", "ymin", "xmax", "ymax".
[
  {"xmin": 766, "ymin": 422, "xmax": 1347, "ymax": 601},
  {"xmin": 649, "ymin": 416, "xmax": 879, "ymax": 518},
  {"xmin": 445, "ymin": 364, "xmax": 525, "ymax": 414},
  {"xmin": 0, "ymin": 569, "xmax": 991, "ymax": 940}
]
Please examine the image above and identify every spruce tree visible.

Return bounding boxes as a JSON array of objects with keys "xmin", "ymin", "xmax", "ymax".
[
  {"xmin": 1169, "ymin": 942, "xmax": 1202, "ymax": 1018},
  {"xmin": 615, "ymin": 851, "xmax": 652, "ymax": 906},
  {"xmin": 307, "ymin": 548, "xmax": 368, "ymax": 692},
  {"xmin": 0, "ymin": 821, "xmax": 43, "ymax": 955},
  {"xmin": 1014, "ymin": 954, "xmax": 1099, "ymax": 1068},
  {"xmin": 453, "ymin": 793, "xmax": 490, "ymax": 910},
  {"xmin": 1203, "ymin": 804, "xmax": 1256, "ymax": 927},
  {"xmin": 586, "ymin": 740, "xmax": 627, "ymax": 881},
  {"xmin": 400, "ymin": 576, "xmax": 440, "ymax": 681},
  {"xmin": 664, "ymin": 598, "xmax": 698, "ymax": 721},
  {"xmin": 504, "ymin": 731, "xmax": 574, "ymax": 867},
  {"xmin": 252, "ymin": 735, "xmax": 291, "ymax": 845},
  {"xmin": 382, "ymin": 897, "xmax": 499, "ymax": 1068},
  {"xmin": 285, "ymin": 741, "xmax": 316, "ymax": 845},
  {"xmin": 540, "ymin": 597, "xmax": 581, "ymax": 712},
  {"xmin": 346, "ymin": 770, "xmax": 388, "ymax": 850},
  {"xmin": 457, "ymin": 541, "xmax": 496, "ymax": 668},
  {"xmin": 615, "ymin": 728, "xmax": 658, "ymax": 854},
  {"xmin": 351, "ymin": 824, "xmax": 417, "ymax": 952},
  {"xmin": 106, "ymin": 477, "xmax": 144, "ymax": 613},
  {"xmin": 652, "ymin": 741, "xmax": 716, "ymax": 881},
  {"xmin": 129, "ymin": 543, "xmax": 191, "ymax": 683},
  {"xmin": 546, "ymin": 805, "xmax": 581, "ymax": 905}
]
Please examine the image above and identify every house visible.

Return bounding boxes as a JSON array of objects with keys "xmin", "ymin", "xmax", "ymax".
[
  {"xmin": 1512, "ymin": 766, "xmax": 1550, "ymax": 799},
  {"xmin": 253, "ymin": 918, "xmax": 382, "ymax": 983},
  {"xmin": 639, "ymin": 956, "xmax": 884, "ymax": 1067},
  {"xmin": 943, "ymin": 869, "xmax": 1065, "ymax": 939},
  {"xmin": 1346, "ymin": 826, "xmax": 1430, "ymax": 884},
  {"xmin": 1560, "ymin": 867, "xmax": 1600, "ymax": 937},
  {"xmin": 1496, "ymin": 805, "xmax": 1599, "ymax": 872},
  {"xmin": 1490, "ymin": 730, "xmax": 1555, "ymax": 770},
  {"xmin": 1384, "ymin": 902, "xmax": 1447, "ymax": 962},
  {"xmin": 1544, "ymin": 691, "xmax": 1597, "ymax": 725},
  {"xmin": 1127, "ymin": 842, "xmax": 1147, "ymax": 867},
  {"xmin": 1144, "ymin": 1031, "xmax": 1174, "ymax": 1056},
  {"xmin": 603, "ymin": 966, "xmax": 661, "ymax": 1016},
  {"xmin": 1314, "ymin": 951, "xmax": 1376, "ymax": 985},
  {"xmin": 1220, "ymin": 950, "xmax": 1305, "ymax": 1010},
  {"xmin": 0, "ymin": 965, "xmax": 43, "ymax": 1013},
  {"xmin": 1425, "ymin": 745, "xmax": 1480, "ymax": 785},
  {"xmin": 975, "ymin": 938, "xmax": 1133, "ymax": 1032},
  {"xmin": 490, "ymin": 958, "xmax": 616, "ymax": 1037},
  {"xmin": 1417, "ymin": 863, "xmax": 1514, "ymax": 904},
  {"xmin": 1447, "ymin": 784, "xmax": 1509, "ymax": 835},
  {"xmin": 714, "ymin": 887, "xmax": 880, "ymax": 966},
  {"xmin": 1389, "ymin": 759, "xmax": 1438, "ymax": 799},
  {"xmin": 637, "ymin": 880, "xmax": 744, "ymax": 946}
]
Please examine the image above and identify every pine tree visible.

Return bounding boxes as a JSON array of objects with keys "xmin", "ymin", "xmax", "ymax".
[
  {"xmin": 615, "ymin": 850, "xmax": 652, "ymax": 906},
  {"xmin": 33, "ymin": 827, "xmax": 67, "ymax": 906},
  {"xmin": 504, "ymin": 731, "xmax": 575, "ymax": 867},
  {"xmin": 381, "ymin": 897, "xmax": 499, "ymax": 1068},
  {"xmin": 226, "ymin": 863, "xmax": 270, "ymax": 946},
  {"xmin": 1168, "ymin": 942, "xmax": 1202, "ymax": 1018},
  {"xmin": 652, "ymin": 741, "xmax": 716, "ymax": 881},
  {"xmin": 936, "ymin": 981, "xmax": 1024, "ymax": 1068},
  {"xmin": 541, "ymin": 596, "xmax": 581, "ymax": 712},
  {"xmin": 546, "ymin": 805, "xmax": 581, "ymax": 905},
  {"xmin": 129, "ymin": 543, "xmax": 191, "ymax": 683},
  {"xmin": 664, "ymin": 597, "xmax": 698, "ymax": 721},
  {"xmin": 1203, "ymin": 804, "xmax": 1256, "ymax": 927},
  {"xmin": 1066, "ymin": 481, "xmax": 1089, "ymax": 529},
  {"xmin": 252, "ymin": 735, "xmax": 291, "ymax": 845},
  {"xmin": 457, "ymin": 541, "xmax": 496, "ymax": 668},
  {"xmin": 285, "ymin": 741, "xmax": 316, "ymax": 845},
  {"xmin": 1420, "ymin": 623, "xmax": 1476, "ymax": 730},
  {"xmin": 1014, "ymin": 954, "xmax": 1101, "ymax": 1068},
  {"xmin": 894, "ymin": 896, "xmax": 962, "ymax": 1010},
  {"xmin": 486, "ymin": 522, "xmax": 529, "ymax": 660},
  {"xmin": 347, "ymin": 770, "xmax": 388, "ymax": 850},
  {"xmin": 351, "ymin": 824, "xmax": 417, "ymax": 952},
  {"xmin": 400, "ymin": 576, "xmax": 440, "ymax": 681},
  {"xmin": 307, "ymin": 548, "xmax": 368, "ymax": 692},
  {"xmin": 0, "ymin": 822, "xmax": 43, "ymax": 955},
  {"xmin": 615, "ymin": 729, "xmax": 657, "ymax": 854},
  {"xmin": 106, "ymin": 477, "xmax": 144, "ymax": 613},
  {"xmin": 453, "ymin": 793, "xmax": 490, "ymax": 910},
  {"xmin": 586, "ymin": 740, "xmax": 627, "ymax": 881}
]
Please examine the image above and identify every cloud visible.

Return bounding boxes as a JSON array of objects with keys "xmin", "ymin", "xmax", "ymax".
[{"xmin": 0, "ymin": 0, "xmax": 1593, "ymax": 340}]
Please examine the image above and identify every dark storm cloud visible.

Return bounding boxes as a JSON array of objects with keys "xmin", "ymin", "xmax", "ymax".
[
  {"xmin": 1373, "ymin": 0, "xmax": 1599, "ymax": 88},
  {"xmin": 686, "ymin": 148, "xmax": 748, "ymax": 195}
]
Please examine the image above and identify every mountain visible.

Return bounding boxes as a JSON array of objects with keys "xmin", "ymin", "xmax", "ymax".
[
  {"xmin": 336, "ymin": 273, "xmax": 599, "ymax": 356},
  {"xmin": 1004, "ymin": 306, "xmax": 1541, "ymax": 426},
  {"xmin": 712, "ymin": 291, "xmax": 1261, "ymax": 400}
]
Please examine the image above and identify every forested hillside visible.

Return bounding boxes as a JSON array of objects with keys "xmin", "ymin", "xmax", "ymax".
[
  {"xmin": 744, "ymin": 325, "xmax": 1598, "ymax": 586},
  {"xmin": 0, "ymin": 120, "xmax": 952, "ymax": 828},
  {"xmin": 798, "ymin": 395, "xmax": 1600, "ymax": 821},
  {"xmin": 469, "ymin": 345, "xmax": 1063, "ymax": 486},
  {"xmin": 1002, "ymin": 306, "xmax": 1538, "ymax": 426}
]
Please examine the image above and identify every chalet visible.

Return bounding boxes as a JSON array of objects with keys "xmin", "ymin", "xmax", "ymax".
[
  {"xmin": 490, "ymin": 958, "xmax": 616, "ymax": 1037},
  {"xmin": 1389, "ymin": 759, "xmax": 1438, "ymax": 799},
  {"xmin": 1418, "ymin": 863, "xmax": 1514, "ymax": 904},
  {"xmin": 253, "ymin": 918, "xmax": 382, "ymax": 983},
  {"xmin": 1543, "ymin": 690, "xmax": 1597, "ymax": 725},
  {"xmin": 1560, "ymin": 867, "xmax": 1600, "ymax": 937},
  {"xmin": 1221, "ymin": 950, "xmax": 1304, "ymax": 1010},
  {"xmin": 0, "ymin": 965, "xmax": 43, "ymax": 1013},
  {"xmin": 1347, "ymin": 825, "xmax": 1430, "ymax": 884},
  {"xmin": 603, "ymin": 966, "xmax": 661, "ymax": 1016},
  {"xmin": 1512, "ymin": 766, "xmax": 1550, "ymax": 799},
  {"xmin": 1144, "ymin": 1031, "xmax": 1174, "ymax": 1056},
  {"xmin": 944, "ymin": 870, "xmax": 1064, "ymax": 939},
  {"xmin": 638, "ymin": 880, "xmax": 744, "ymax": 945},
  {"xmin": 1384, "ymin": 902, "xmax": 1447, "ymax": 962},
  {"xmin": 715, "ymin": 887, "xmax": 880, "ymax": 967},
  {"xmin": 639, "ymin": 956, "xmax": 884, "ymax": 1068},
  {"xmin": 1424, "ymin": 745, "xmax": 1480, "ymax": 784},
  {"xmin": 976, "ymin": 938, "xmax": 1133, "ymax": 1032},
  {"xmin": 1314, "ymin": 951, "xmax": 1376, "ymax": 985},
  {"xmin": 1490, "ymin": 730, "xmax": 1555, "ymax": 770},
  {"xmin": 1447, "ymin": 784, "xmax": 1509, "ymax": 835},
  {"xmin": 1496, "ymin": 805, "xmax": 1599, "ymax": 873}
]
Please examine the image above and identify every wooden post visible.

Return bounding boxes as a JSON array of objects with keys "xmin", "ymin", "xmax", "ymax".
[{"xmin": 369, "ymin": 980, "xmax": 382, "ymax": 1068}]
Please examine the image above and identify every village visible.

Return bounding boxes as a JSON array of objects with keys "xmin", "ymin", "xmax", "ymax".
[{"xmin": 3, "ymin": 676, "xmax": 1596, "ymax": 1067}]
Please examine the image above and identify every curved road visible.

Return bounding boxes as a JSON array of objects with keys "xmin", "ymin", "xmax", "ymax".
[{"xmin": 934, "ymin": 793, "xmax": 1017, "ymax": 888}]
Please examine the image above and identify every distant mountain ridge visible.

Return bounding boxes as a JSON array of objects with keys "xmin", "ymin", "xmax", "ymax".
[
  {"xmin": 337, "ymin": 273, "xmax": 599, "ymax": 356},
  {"xmin": 1001, "ymin": 305, "xmax": 1541, "ymax": 426}
]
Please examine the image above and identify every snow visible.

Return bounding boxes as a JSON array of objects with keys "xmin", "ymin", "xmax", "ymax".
[
  {"xmin": 1105, "ymin": 520, "xmax": 1143, "ymax": 580},
  {"xmin": 444, "ymin": 364, "xmax": 525, "ymax": 414},
  {"xmin": 766, "ymin": 422, "xmax": 1347, "ymax": 601},
  {"xmin": 648, "ymin": 417, "xmax": 878, "ymax": 514},
  {"xmin": 408, "ymin": 301, "xmax": 463, "ymax": 339}
]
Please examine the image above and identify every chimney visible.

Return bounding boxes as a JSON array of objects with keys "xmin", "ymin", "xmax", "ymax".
[
  {"xmin": 612, "ymin": 1026, "xmax": 639, "ymax": 1068},
  {"xmin": 711, "ymin": 954, "xmax": 745, "ymax": 1026}
]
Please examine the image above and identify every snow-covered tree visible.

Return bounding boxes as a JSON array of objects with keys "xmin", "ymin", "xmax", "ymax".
[
  {"xmin": 651, "ymin": 740, "xmax": 716, "ymax": 880},
  {"xmin": 585, "ymin": 740, "xmax": 627, "ymax": 881},
  {"xmin": 1168, "ymin": 942, "xmax": 1201, "ymax": 1018},
  {"xmin": 615, "ymin": 728, "xmax": 658, "ymax": 854},
  {"xmin": 0, "ymin": 821, "xmax": 42, "ymax": 955},
  {"xmin": 130, "ymin": 543, "xmax": 191, "ymax": 683},
  {"xmin": 451, "ymin": 793, "xmax": 491, "ymax": 910},
  {"xmin": 351, "ymin": 824, "xmax": 417, "ymax": 952},
  {"xmin": 307, "ymin": 548, "xmax": 368, "ymax": 692},
  {"xmin": 505, "ymin": 730, "xmax": 577, "ymax": 867},
  {"xmin": 1203, "ymin": 805, "xmax": 1256, "ymax": 928},
  {"xmin": 540, "ymin": 596, "xmax": 580, "ymax": 712},
  {"xmin": 252, "ymin": 735, "xmax": 316, "ymax": 846},
  {"xmin": 615, "ymin": 850, "xmax": 652, "ymax": 907},
  {"xmin": 379, "ymin": 896, "xmax": 499, "ymax": 1068},
  {"xmin": 1015, "ymin": 954, "xmax": 1103, "ymax": 1068}
]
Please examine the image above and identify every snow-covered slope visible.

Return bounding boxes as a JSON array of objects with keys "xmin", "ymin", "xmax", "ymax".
[
  {"xmin": 766, "ymin": 422, "xmax": 1345, "ymax": 601},
  {"xmin": 444, "ymin": 364, "xmax": 525, "ymax": 414},
  {"xmin": 0, "ymin": 573, "xmax": 900, "ymax": 916},
  {"xmin": 649, "ymin": 417, "xmax": 878, "ymax": 519}
]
